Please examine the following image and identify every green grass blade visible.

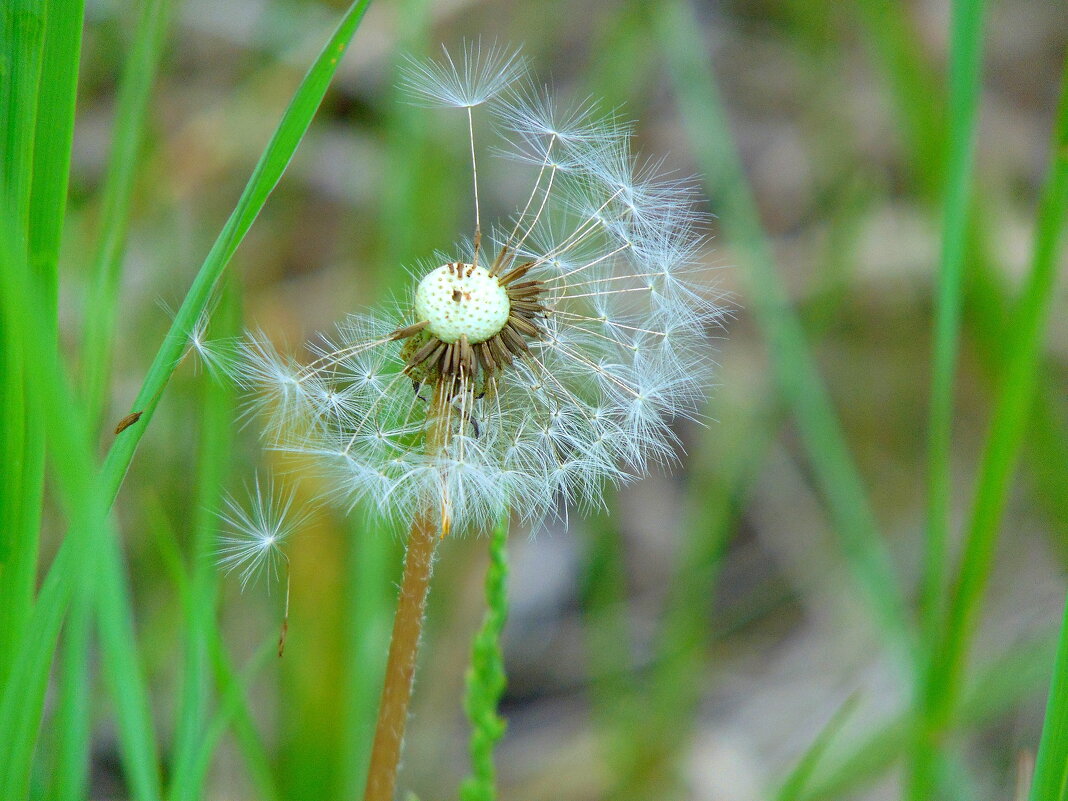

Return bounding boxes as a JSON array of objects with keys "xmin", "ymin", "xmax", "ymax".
[
  {"xmin": 96, "ymin": 0, "xmax": 373, "ymax": 503},
  {"xmin": 188, "ymin": 637, "xmax": 277, "ymax": 793},
  {"xmin": 797, "ymin": 633, "xmax": 1058, "ymax": 801},
  {"xmin": 909, "ymin": 1, "xmax": 988, "ymax": 795},
  {"xmin": 52, "ymin": 597, "xmax": 94, "ymax": 801},
  {"xmin": 460, "ymin": 516, "xmax": 510, "ymax": 801},
  {"xmin": 918, "ymin": 0, "xmax": 986, "ymax": 650},
  {"xmin": 79, "ymin": 0, "xmax": 173, "ymax": 430},
  {"xmin": 853, "ymin": 0, "xmax": 945, "ymax": 193},
  {"xmin": 338, "ymin": 521, "xmax": 395, "ymax": 801},
  {"xmin": 0, "ymin": 0, "xmax": 47, "ymax": 693},
  {"xmin": 0, "ymin": 222, "xmax": 111, "ymax": 801},
  {"xmin": 148, "ymin": 496, "xmax": 282, "ymax": 801},
  {"xmin": 0, "ymin": 1, "xmax": 45, "ymax": 227},
  {"xmin": 96, "ymin": 536, "xmax": 163, "ymax": 801},
  {"xmin": 657, "ymin": 0, "xmax": 912, "ymax": 658},
  {"xmin": 774, "ymin": 695, "xmax": 859, "ymax": 801},
  {"xmin": 925, "ymin": 50, "xmax": 1068, "ymax": 741},
  {"xmin": 29, "ymin": 0, "xmax": 85, "ymax": 324},
  {"xmin": 1031, "ymin": 593, "xmax": 1068, "ymax": 801},
  {"xmin": 170, "ymin": 286, "xmax": 239, "ymax": 801}
]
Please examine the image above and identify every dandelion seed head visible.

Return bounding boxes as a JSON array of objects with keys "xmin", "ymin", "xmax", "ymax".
[{"xmin": 230, "ymin": 45, "xmax": 725, "ymax": 534}]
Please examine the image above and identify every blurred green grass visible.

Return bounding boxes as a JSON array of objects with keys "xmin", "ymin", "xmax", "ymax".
[{"xmin": 1, "ymin": 1, "xmax": 1066, "ymax": 800}]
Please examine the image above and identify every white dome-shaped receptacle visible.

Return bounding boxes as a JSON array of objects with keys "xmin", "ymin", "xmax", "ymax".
[{"xmin": 414, "ymin": 263, "xmax": 511, "ymax": 344}]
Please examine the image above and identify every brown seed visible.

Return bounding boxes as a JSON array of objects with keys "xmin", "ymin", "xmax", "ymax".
[
  {"xmin": 489, "ymin": 335, "xmax": 513, "ymax": 365},
  {"xmin": 510, "ymin": 300, "xmax": 546, "ymax": 313},
  {"xmin": 408, "ymin": 336, "xmax": 443, "ymax": 368},
  {"xmin": 478, "ymin": 341, "xmax": 496, "ymax": 373},
  {"xmin": 498, "ymin": 261, "xmax": 535, "ymax": 286},
  {"xmin": 508, "ymin": 314, "xmax": 541, "ymax": 338},
  {"xmin": 459, "ymin": 335, "xmax": 475, "ymax": 375},
  {"xmin": 507, "ymin": 280, "xmax": 543, "ymax": 293},
  {"xmin": 388, "ymin": 320, "xmax": 429, "ymax": 341},
  {"xmin": 440, "ymin": 343, "xmax": 455, "ymax": 374},
  {"xmin": 500, "ymin": 325, "xmax": 530, "ymax": 354},
  {"xmin": 490, "ymin": 246, "xmax": 512, "ymax": 275}
]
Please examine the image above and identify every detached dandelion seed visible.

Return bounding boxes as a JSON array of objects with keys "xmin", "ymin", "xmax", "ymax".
[
  {"xmin": 217, "ymin": 476, "xmax": 310, "ymax": 655},
  {"xmin": 227, "ymin": 41, "xmax": 724, "ymax": 801}
]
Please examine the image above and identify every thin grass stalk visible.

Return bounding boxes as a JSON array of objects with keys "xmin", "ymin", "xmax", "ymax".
[
  {"xmin": 774, "ymin": 696, "xmax": 859, "ymax": 801},
  {"xmin": 52, "ymin": 596, "xmax": 94, "ymax": 801},
  {"xmin": 920, "ymin": 49, "xmax": 1068, "ymax": 753},
  {"xmin": 96, "ymin": 534, "xmax": 163, "ymax": 801},
  {"xmin": 362, "ymin": 511, "xmax": 440, "ymax": 801},
  {"xmin": 188, "ymin": 636, "xmax": 277, "ymax": 792},
  {"xmin": 459, "ymin": 515, "xmax": 510, "ymax": 801},
  {"xmin": 910, "ymin": 0, "xmax": 988, "ymax": 795},
  {"xmin": 917, "ymin": 0, "xmax": 986, "ymax": 653}
]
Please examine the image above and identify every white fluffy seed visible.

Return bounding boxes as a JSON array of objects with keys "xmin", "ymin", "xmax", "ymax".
[{"xmin": 414, "ymin": 263, "xmax": 511, "ymax": 344}]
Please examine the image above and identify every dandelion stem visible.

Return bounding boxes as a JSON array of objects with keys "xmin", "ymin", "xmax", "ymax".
[{"xmin": 362, "ymin": 511, "xmax": 439, "ymax": 801}]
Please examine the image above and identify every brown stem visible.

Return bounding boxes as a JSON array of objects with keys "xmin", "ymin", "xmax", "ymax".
[{"xmin": 362, "ymin": 512, "xmax": 439, "ymax": 801}]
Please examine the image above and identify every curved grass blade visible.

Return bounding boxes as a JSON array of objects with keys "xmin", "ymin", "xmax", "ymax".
[{"xmin": 98, "ymin": 0, "xmax": 374, "ymax": 503}]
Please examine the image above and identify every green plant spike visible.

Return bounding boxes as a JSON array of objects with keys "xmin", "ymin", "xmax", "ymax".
[{"xmin": 460, "ymin": 516, "xmax": 510, "ymax": 801}]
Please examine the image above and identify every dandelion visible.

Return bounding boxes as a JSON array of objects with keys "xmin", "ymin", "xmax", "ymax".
[{"xmin": 228, "ymin": 42, "xmax": 722, "ymax": 801}]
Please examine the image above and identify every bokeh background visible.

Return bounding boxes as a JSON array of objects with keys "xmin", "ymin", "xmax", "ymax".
[{"xmin": 48, "ymin": 0, "xmax": 1067, "ymax": 799}]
